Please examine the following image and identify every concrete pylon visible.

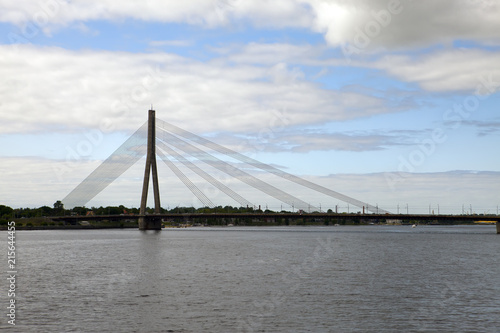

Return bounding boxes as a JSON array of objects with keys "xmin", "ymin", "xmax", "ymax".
[
  {"xmin": 139, "ymin": 109, "xmax": 162, "ymax": 230},
  {"xmin": 496, "ymin": 222, "xmax": 500, "ymax": 234}
]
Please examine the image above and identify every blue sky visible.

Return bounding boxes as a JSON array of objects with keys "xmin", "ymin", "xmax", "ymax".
[{"xmin": 0, "ymin": 0, "xmax": 499, "ymax": 213}]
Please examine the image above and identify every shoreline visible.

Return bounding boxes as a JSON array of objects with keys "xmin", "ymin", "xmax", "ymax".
[{"xmin": 0, "ymin": 223, "xmax": 493, "ymax": 231}]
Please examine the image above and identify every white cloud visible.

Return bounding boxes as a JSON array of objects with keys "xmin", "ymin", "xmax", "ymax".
[
  {"xmin": 220, "ymin": 130, "xmax": 409, "ymax": 153},
  {"xmin": 0, "ymin": 156, "xmax": 100, "ymax": 208},
  {"xmin": 305, "ymin": 0, "xmax": 500, "ymax": 50},
  {"xmin": 221, "ymin": 42, "xmax": 500, "ymax": 94},
  {"xmin": 149, "ymin": 40, "xmax": 193, "ymax": 47},
  {"xmin": 0, "ymin": 0, "xmax": 312, "ymax": 31},
  {"xmin": 221, "ymin": 43, "xmax": 330, "ymax": 66},
  {"xmin": 229, "ymin": 0, "xmax": 313, "ymax": 28},
  {"xmin": 378, "ymin": 170, "xmax": 500, "ymax": 214},
  {"xmin": 3, "ymin": 1, "xmax": 499, "ymax": 50},
  {"xmin": 284, "ymin": 132, "xmax": 399, "ymax": 153},
  {"xmin": 371, "ymin": 49, "xmax": 500, "ymax": 92},
  {"xmin": 1, "ymin": 156, "xmax": 498, "ymax": 214},
  {"xmin": 0, "ymin": 44, "xmax": 401, "ymax": 135}
]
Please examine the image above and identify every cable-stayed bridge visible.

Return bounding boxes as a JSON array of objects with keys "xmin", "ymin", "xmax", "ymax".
[
  {"xmin": 59, "ymin": 109, "xmax": 500, "ymax": 232},
  {"xmin": 61, "ymin": 109, "xmax": 391, "ymax": 229}
]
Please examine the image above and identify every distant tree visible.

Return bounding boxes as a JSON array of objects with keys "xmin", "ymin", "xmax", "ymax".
[
  {"xmin": 129, "ymin": 207, "xmax": 140, "ymax": 215},
  {"xmin": 53, "ymin": 200, "xmax": 64, "ymax": 216},
  {"xmin": 39, "ymin": 206, "xmax": 54, "ymax": 216},
  {"xmin": 0, "ymin": 205, "xmax": 13, "ymax": 219},
  {"xmin": 106, "ymin": 206, "xmax": 123, "ymax": 215},
  {"xmin": 72, "ymin": 206, "xmax": 88, "ymax": 216}
]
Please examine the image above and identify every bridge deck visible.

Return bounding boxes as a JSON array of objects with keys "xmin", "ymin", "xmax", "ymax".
[{"xmin": 50, "ymin": 213, "xmax": 500, "ymax": 223}]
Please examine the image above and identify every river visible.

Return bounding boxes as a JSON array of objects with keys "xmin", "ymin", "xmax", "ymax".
[{"xmin": 1, "ymin": 225, "xmax": 499, "ymax": 332}]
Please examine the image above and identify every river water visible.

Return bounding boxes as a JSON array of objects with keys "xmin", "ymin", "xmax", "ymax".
[{"xmin": 1, "ymin": 225, "xmax": 499, "ymax": 332}]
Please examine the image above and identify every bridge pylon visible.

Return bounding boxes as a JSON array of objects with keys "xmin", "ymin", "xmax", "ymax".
[{"xmin": 139, "ymin": 109, "xmax": 162, "ymax": 230}]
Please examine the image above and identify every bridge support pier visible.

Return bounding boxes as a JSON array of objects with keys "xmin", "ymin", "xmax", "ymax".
[
  {"xmin": 139, "ymin": 109, "xmax": 162, "ymax": 231},
  {"xmin": 496, "ymin": 222, "xmax": 500, "ymax": 234},
  {"xmin": 139, "ymin": 216, "xmax": 162, "ymax": 230}
]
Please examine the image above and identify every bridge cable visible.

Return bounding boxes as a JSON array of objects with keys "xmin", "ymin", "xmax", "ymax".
[
  {"xmin": 156, "ymin": 119, "xmax": 387, "ymax": 213},
  {"xmin": 157, "ymin": 127, "xmax": 316, "ymax": 211},
  {"xmin": 156, "ymin": 147, "xmax": 215, "ymax": 208},
  {"xmin": 62, "ymin": 122, "xmax": 148, "ymax": 209},
  {"xmin": 157, "ymin": 141, "xmax": 254, "ymax": 208}
]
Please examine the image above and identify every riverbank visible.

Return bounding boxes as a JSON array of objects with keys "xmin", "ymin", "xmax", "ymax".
[{"xmin": 1, "ymin": 215, "xmax": 497, "ymax": 231}]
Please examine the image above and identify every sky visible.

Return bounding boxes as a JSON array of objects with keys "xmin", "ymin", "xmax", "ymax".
[{"xmin": 0, "ymin": 0, "xmax": 499, "ymax": 214}]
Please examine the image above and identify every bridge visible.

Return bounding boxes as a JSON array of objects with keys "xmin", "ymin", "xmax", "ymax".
[
  {"xmin": 51, "ymin": 212, "xmax": 500, "ymax": 227},
  {"xmin": 58, "ymin": 109, "xmax": 500, "ymax": 233}
]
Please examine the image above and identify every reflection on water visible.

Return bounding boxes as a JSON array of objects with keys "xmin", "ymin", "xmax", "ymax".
[{"xmin": 1, "ymin": 225, "xmax": 499, "ymax": 332}]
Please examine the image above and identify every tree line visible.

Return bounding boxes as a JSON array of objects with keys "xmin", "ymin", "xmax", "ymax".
[{"xmin": 1, "ymin": 201, "xmax": 304, "ymax": 225}]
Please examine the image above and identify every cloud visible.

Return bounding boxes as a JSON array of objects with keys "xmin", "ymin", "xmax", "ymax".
[
  {"xmin": 379, "ymin": 170, "xmax": 500, "ymax": 213},
  {"xmin": 221, "ymin": 43, "xmax": 328, "ymax": 66},
  {"xmin": 0, "ymin": 156, "xmax": 100, "ymax": 208},
  {"xmin": 0, "ymin": 44, "xmax": 404, "ymax": 136},
  {"xmin": 3, "ymin": 1, "xmax": 500, "ymax": 50},
  {"xmin": 456, "ymin": 119, "xmax": 500, "ymax": 137},
  {"xmin": 149, "ymin": 40, "xmax": 193, "ymax": 47},
  {"xmin": 1, "ymin": 156, "xmax": 498, "ymax": 214},
  {"xmin": 227, "ymin": 130, "xmax": 410, "ymax": 153},
  {"xmin": 284, "ymin": 132, "xmax": 400, "ymax": 152},
  {"xmin": 0, "ymin": 0, "xmax": 313, "ymax": 31},
  {"xmin": 305, "ymin": 0, "xmax": 500, "ymax": 50},
  {"xmin": 221, "ymin": 42, "xmax": 500, "ymax": 95},
  {"xmin": 371, "ymin": 49, "xmax": 500, "ymax": 92}
]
